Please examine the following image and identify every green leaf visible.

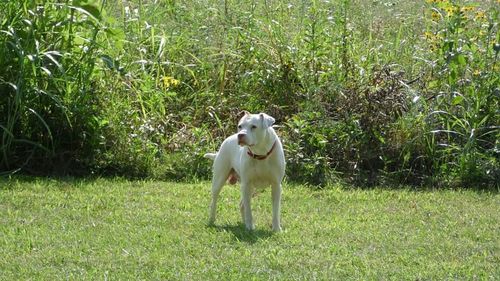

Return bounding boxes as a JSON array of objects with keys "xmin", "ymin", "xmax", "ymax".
[
  {"xmin": 456, "ymin": 54, "xmax": 466, "ymax": 66},
  {"xmin": 100, "ymin": 55, "xmax": 114, "ymax": 70},
  {"xmin": 373, "ymin": 130, "xmax": 385, "ymax": 144},
  {"xmin": 452, "ymin": 95, "xmax": 463, "ymax": 105},
  {"xmin": 72, "ymin": 1, "xmax": 102, "ymax": 21},
  {"xmin": 428, "ymin": 80, "xmax": 439, "ymax": 89},
  {"xmin": 449, "ymin": 68, "xmax": 457, "ymax": 85},
  {"xmin": 81, "ymin": 4, "xmax": 102, "ymax": 20},
  {"xmin": 104, "ymin": 27, "xmax": 125, "ymax": 50}
]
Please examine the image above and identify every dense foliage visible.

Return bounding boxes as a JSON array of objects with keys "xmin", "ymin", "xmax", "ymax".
[{"xmin": 0, "ymin": 0, "xmax": 498, "ymax": 187}]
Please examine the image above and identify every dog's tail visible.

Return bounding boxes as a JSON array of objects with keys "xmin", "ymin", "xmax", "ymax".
[{"xmin": 203, "ymin": 153, "xmax": 217, "ymax": 160}]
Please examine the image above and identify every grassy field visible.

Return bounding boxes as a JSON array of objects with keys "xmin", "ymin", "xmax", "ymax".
[{"xmin": 1, "ymin": 178, "xmax": 498, "ymax": 280}]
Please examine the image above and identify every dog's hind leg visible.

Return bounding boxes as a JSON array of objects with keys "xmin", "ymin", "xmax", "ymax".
[
  {"xmin": 271, "ymin": 182, "xmax": 282, "ymax": 232},
  {"xmin": 208, "ymin": 178, "xmax": 225, "ymax": 225},
  {"xmin": 208, "ymin": 161, "xmax": 231, "ymax": 225}
]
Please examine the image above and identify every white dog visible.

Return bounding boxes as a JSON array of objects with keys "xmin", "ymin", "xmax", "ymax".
[{"xmin": 204, "ymin": 112, "xmax": 285, "ymax": 232}]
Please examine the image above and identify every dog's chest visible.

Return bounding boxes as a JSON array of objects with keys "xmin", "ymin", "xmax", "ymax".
[{"xmin": 243, "ymin": 159, "xmax": 279, "ymax": 185}]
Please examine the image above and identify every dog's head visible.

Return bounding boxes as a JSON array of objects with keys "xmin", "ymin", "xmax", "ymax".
[{"xmin": 237, "ymin": 111, "xmax": 275, "ymax": 147}]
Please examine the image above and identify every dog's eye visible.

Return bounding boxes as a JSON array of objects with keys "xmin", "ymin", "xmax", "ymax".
[
  {"xmin": 238, "ymin": 125, "xmax": 242, "ymax": 129},
  {"xmin": 251, "ymin": 125, "xmax": 257, "ymax": 130}
]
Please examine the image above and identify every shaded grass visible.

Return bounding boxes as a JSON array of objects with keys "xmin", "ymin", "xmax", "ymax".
[{"xmin": 0, "ymin": 178, "xmax": 499, "ymax": 280}]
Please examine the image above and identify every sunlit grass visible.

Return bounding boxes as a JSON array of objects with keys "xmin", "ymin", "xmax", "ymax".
[{"xmin": 0, "ymin": 178, "xmax": 499, "ymax": 279}]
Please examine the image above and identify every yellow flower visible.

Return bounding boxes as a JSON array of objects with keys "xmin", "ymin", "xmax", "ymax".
[
  {"xmin": 426, "ymin": 0, "xmax": 448, "ymax": 3},
  {"xmin": 460, "ymin": 6, "xmax": 475, "ymax": 13},
  {"xmin": 431, "ymin": 11, "xmax": 441, "ymax": 21},
  {"xmin": 161, "ymin": 76, "xmax": 180, "ymax": 88},
  {"xmin": 475, "ymin": 11, "xmax": 486, "ymax": 20},
  {"xmin": 473, "ymin": 69, "xmax": 481, "ymax": 76},
  {"xmin": 423, "ymin": 31, "xmax": 443, "ymax": 45},
  {"xmin": 444, "ymin": 6, "xmax": 459, "ymax": 17}
]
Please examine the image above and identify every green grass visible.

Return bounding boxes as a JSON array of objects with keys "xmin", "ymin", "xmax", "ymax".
[{"xmin": 1, "ymin": 178, "xmax": 498, "ymax": 280}]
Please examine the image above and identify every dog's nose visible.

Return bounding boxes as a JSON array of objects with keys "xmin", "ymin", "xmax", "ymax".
[{"xmin": 237, "ymin": 133, "xmax": 245, "ymax": 141}]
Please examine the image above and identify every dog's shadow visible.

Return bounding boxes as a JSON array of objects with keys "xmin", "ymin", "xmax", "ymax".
[{"xmin": 209, "ymin": 223, "xmax": 274, "ymax": 244}]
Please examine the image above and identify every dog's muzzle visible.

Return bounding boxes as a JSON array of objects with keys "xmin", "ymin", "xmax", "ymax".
[{"xmin": 237, "ymin": 133, "xmax": 246, "ymax": 146}]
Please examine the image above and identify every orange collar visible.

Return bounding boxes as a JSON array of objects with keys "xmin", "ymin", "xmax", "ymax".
[{"xmin": 247, "ymin": 141, "xmax": 277, "ymax": 160}]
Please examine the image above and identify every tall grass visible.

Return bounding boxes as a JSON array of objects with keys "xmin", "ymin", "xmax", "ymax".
[
  {"xmin": 0, "ymin": 1, "xmax": 106, "ymax": 174},
  {"xmin": 0, "ymin": 0, "xmax": 498, "ymax": 187}
]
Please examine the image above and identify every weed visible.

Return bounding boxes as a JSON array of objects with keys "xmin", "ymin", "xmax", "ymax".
[{"xmin": 0, "ymin": 0, "xmax": 498, "ymax": 187}]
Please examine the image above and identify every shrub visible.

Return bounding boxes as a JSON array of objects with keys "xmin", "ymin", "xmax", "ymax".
[
  {"xmin": 0, "ymin": 0, "xmax": 497, "ymax": 188},
  {"xmin": 0, "ymin": 1, "xmax": 107, "ymax": 174}
]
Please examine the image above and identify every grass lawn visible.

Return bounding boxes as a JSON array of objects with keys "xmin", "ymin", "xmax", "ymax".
[{"xmin": 0, "ymin": 178, "xmax": 498, "ymax": 280}]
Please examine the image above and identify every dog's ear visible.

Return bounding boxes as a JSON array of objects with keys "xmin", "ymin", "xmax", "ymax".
[
  {"xmin": 239, "ymin": 110, "xmax": 250, "ymax": 118},
  {"xmin": 260, "ymin": 113, "xmax": 275, "ymax": 128}
]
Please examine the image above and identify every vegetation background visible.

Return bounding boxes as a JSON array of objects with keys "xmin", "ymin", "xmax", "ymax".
[{"xmin": 0, "ymin": 0, "xmax": 498, "ymax": 187}]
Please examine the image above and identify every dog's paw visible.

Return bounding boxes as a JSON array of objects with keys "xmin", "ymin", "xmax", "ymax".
[
  {"xmin": 245, "ymin": 223, "xmax": 256, "ymax": 231},
  {"xmin": 208, "ymin": 216, "xmax": 216, "ymax": 226}
]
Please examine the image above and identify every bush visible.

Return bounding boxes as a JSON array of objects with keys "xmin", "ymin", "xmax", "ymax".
[
  {"xmin": 0, "ymin": 1, "xmax": 106, "ymax": 174},
  {"xmin": 0, "ymin": 0, "xmax": 498, "ymax": 188}
]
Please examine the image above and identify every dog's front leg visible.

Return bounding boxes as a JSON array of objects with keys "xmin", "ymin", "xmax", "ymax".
[
  {"xmin": 240, "ymin": 182, "xmax": 255, "ymax": 231},
  {"xmin": 271, "ymin": 183, "xmax": 282, "ymax": 232}
]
